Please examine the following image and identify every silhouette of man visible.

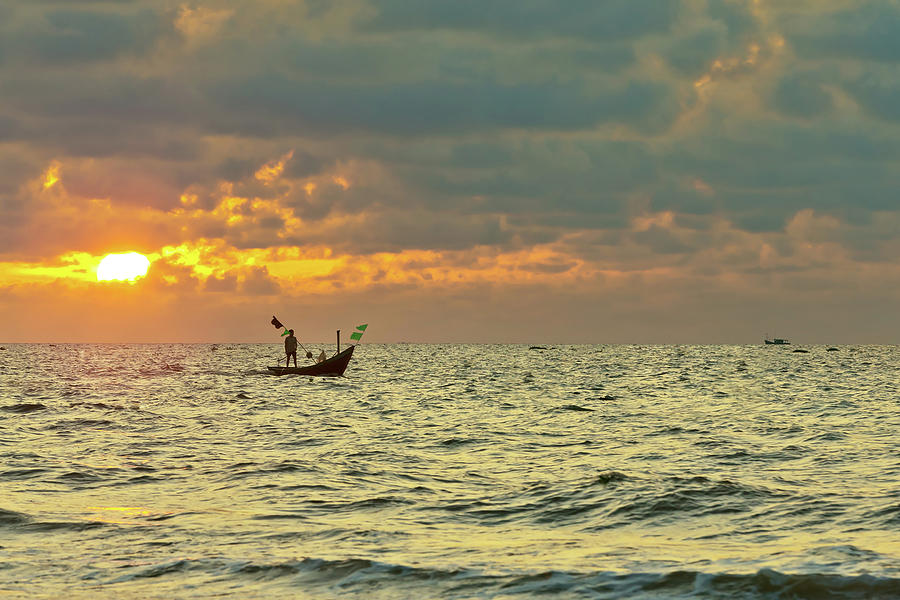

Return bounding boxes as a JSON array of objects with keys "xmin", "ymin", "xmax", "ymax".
[{"xmin": 284, "ymin": 329, "xmax": 298, "ymax": 367}]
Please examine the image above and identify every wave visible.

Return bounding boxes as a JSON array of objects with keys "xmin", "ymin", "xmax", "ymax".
[
  {"xmin": 0, "ymin": 508, "xmax": 107, "ymax": 532},
  {"xmin": 68, "ymin": 401, "xmax": 126, "ymax": 410},
  {"xmin": 416, "ymin": 472, "xmax": 786, "ymax": 531},
  {"xmin": 303, "ymin": 496, "xmax": 416, "ymax": 512},
  {"xmin": 52, "ymin": 470, "xmax": 106, "ymax": 483},
  {"xmin": 21, "ymin": 519, "xmax": 108, "ymax": 532},
  {"xmin": 0, "ymin": 467, "xmax": 47, "ymax": 481},
  {"xmin": 1, "ymin": 403, "xmax": 48, "ymax": 413},
  {"xmin": 97, "ymin": 556, "xmax": 900, "ymax": 598},
  {"xmin": 598, "ymin": 476, "xmax": 784, "ymax": 526},
  {"xmin": 81, "ymin": 363, "xmax": 186, "ymax": 378},
  {"xmin": 137, "ymin": 363, "xmax": 185, "ymax": 376},
  {"xmin": 0, "ymin": 507, "xmax": 30, "ymax": 526},
  {"xmin": 270, "ymin": 562, "xmax": 900, "ymax": 599},
  {"xmin": 860, "ymin": 502, "xmax": 900, "ymax": 528},
  {"xmin": 440, "ymin": 437, "xmax": 484, "ymax": 447},
  {"xmin": 47, "ymin": 418, "xmax": 117, "ymax": 430}
]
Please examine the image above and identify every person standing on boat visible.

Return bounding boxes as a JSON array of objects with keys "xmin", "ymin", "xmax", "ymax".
[{"xmin": 284, "ymin": 330, "xmax": 298, "ymax": 367}]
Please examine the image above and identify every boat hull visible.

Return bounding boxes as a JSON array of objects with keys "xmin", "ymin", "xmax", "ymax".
[{"xmin": 268, "ymin": 345, "xmax": 355, "ymax": 377}]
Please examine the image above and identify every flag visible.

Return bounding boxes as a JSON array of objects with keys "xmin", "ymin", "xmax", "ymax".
[
  {"xmin": 355, "ymin": 324, "xmax": 368, "ymax": 331},
  {"xmin": 271, "ymin": 316, "xmax": 284, "ymax": 329},
  {"xmin": 350, "ymin": 324, "xmax": 367, "ymax": 341}
]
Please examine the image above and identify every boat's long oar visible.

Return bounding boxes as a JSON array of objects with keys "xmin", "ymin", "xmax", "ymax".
[
  {"xmin": 286, "ymin": 331, "xmax": 315, "ymax": 362},
  {"xmin": 271, "ymin": 317, "xmax": 316, "ymax": 363}
]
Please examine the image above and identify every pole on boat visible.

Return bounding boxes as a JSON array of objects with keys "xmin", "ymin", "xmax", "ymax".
[{"xmin": 337, "ymin": 329, "xmax": 340, "ymax": 355}]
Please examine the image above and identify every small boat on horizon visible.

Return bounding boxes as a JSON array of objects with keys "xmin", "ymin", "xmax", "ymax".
[{"xmin": 764, "ymin": 338, "xmax": 790, "ymax": 345}]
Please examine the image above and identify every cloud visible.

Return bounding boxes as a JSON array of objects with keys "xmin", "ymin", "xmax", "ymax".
[
  {"xmin": 174, "ymin": 5, "xmax": 233, "ymax": 41},
  {"xmin": 3, "ymin": 0, "xmax": 900, "ymax": 342},
  {"xmin": 787, "ymin": 2, "xmax": 900, "ymax": 63},
  {"xmin": 203, "ymin": 272, "xmax": 238, "ymax": 293},
  {"xmin": 771, "ymin": 71, "xmax": 833, "ymax": 118},
  {"xmin": 362, "ymin": 0, "xmax": 682, "ymax": 41},
  {"xmin": 844, "ymin": 71, "xmax": 900, "ymax": 122},
  {"xmin": 240, "ymin": 265, "xmax": 281, "ymax": 295},
  {"xmin": 208, "ymin": 75, "xmax": 679, "ymax": 137},
  {"xmin": 8, "ymin": 7, "xmax": 169, "ymax": 65}
]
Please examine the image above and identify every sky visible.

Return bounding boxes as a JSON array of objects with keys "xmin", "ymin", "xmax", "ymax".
[{"xmin": 1, "ymin": 0, "xmax": 899, "ymax": 343}]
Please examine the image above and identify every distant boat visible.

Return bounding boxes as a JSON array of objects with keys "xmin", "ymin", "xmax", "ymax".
[
  {"xmin": 764, "ymin": 338, "xmax": 790, "ymax": 345},
  {"xmin": 268, "ymin": 345, "xmax": 355, "ymax": 377}
]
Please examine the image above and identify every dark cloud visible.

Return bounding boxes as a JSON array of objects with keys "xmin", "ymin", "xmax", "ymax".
[
  {"xmin": 362, "ymin": 0, "xmax": 682, "ymax": 41},
  {"xmin": 0, "ymin": 148, "xmax": 42, "ymax": 194},
  {"xmin": 771, "ymin": 72, "xmax": 833, "ymax": 118},
  {"xmin": 203, "ymin": 273, "xmax": 237, "ymax": 293},
  {"xmin": 666, "ymin": 28, "xmax": 728, "ymax": 77},
  {"xmin": 844, "ymin": 72, "xmax": 900, "ymax": 122},
  {"xmin": 2, "ymin": 72, "xmax": 192, "ymax": 123},
  {"xmin": 283, "ymin": 210, "xmax": 515, "ymax": 255},
  {"xmin": 632, "ymin": 225, "xmax": 692, "ymax": 255},
  {"xmin": 209, "ymin": 75, "xmax": 678, "ymax": 137},
  {"xmin": 240, "ymin": 266, "xmax": 281, "ymax": 296},
  {"xmin": 726, "ymin": 196, "xmax": 793, "ymax": 233},
  {"xmin": 282, "ymin": 180, "xmax": 351, "ymax": 222},
  {"xmin": 9, "ymin": 7, "xmax": 169, "ymax": 65},
  {"xmin": 706, "ymin": 0, "xmax": 759, "ymax": 38},
  {"xmin": 16, "ymin": 118, "xmax": 204, "ymax": 162},
  {"xmin": 651, "ymin": 185, "xmax": 718, "ymax": 216},
  {"xmin": 787, "ymin": 3, "xmax": 900, "ymax": 63},
  {"xmin": 401, "ymin": 138, "xmax": 656, "ymax": 219},
  {"xmin": 142, "ymin": 257, "xmax": 201, "ymax": 293}
]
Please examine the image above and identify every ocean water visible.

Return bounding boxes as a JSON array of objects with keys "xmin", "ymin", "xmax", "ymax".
[{"xmin": 1, "ymin": 343, "xmax": 899, "ymax": 599}]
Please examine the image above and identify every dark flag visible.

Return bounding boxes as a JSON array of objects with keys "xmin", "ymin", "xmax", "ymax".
[{"xmin": 271, "ymin": 316, "xmax": 284, "ymax": 329}]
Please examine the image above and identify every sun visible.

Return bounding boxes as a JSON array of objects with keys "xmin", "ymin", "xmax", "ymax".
[{"xmin": 96, "ymin": 252, "xmax": 151, "ymax": 282}]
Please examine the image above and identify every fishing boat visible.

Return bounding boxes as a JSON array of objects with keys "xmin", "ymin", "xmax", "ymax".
[
  {"xmin": 764, "ymin": 338, "xmax": 790, "ymax": 345},
  {"xmin": 268, "ymin": 345, "xmax": 355, "ymax": 376},
  {"xmin": 268, "ymin": 329, "xmax": 356, "ymax": 377}
]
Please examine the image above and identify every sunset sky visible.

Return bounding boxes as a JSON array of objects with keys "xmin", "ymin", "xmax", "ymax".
[{"xmin": 2, "ymin": 1, "xmax": 899, "ymax": 343}]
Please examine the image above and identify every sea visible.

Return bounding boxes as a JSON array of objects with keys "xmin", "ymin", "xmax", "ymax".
[{"xmin": 1, "ymin": 343, "xmax": 898, "ymax": 599}]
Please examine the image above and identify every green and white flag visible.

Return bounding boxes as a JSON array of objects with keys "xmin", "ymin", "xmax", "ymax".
[{"xmin": 350, "ymin": 324, "xmax": 368, "ymax": 341}]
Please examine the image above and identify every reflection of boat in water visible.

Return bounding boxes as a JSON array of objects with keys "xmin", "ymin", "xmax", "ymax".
[
  {"xmin": 268, "ymin": 345, "xmax": 355, "ymax": 377},
  {"xmin": 764, "ymin": 338, "xmax": 790, "ymax": 345}
]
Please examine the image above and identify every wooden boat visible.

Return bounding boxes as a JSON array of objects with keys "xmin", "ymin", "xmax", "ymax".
[
  {"xmin": 268, "ymin": 345, "xmax": 354, "ymax": 376},
  {"xmin": 268, "ymin": 344, "xmax": 355, "ymax": 377}
]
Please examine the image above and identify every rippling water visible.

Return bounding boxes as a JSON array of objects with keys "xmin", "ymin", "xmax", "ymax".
[{"xmin": 1, "ymin": 343, "xmax": 899, "ymax": 598}]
